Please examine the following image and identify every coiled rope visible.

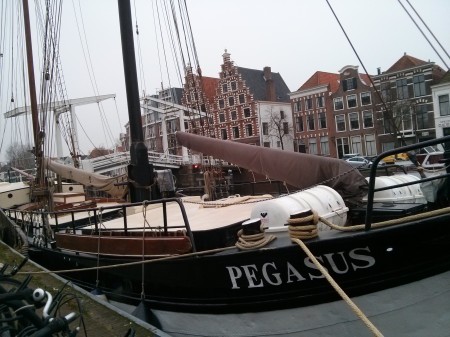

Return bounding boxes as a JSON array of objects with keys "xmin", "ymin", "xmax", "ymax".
[
  {"xmin": 289, "ymin": 209, "xmax": 384, "ymax": 337},
  {"xmin": 235, "ymin": 218, "xmax": 276, "ymax": 250}
]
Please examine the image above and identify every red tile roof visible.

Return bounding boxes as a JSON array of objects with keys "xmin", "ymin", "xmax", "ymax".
[
  {"xmin": 298, "ymin": 71, "xmax": 340, "ymax": 92},
  {"xmin": 385, "ymin": 54, "xmax": 428, "ymax": 73},
  {"xmin": 200, "ymin": 76, "xmax": 219, "ymax": 103}
]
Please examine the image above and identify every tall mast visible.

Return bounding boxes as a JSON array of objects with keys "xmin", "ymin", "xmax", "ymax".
[
  {"xmin": 117, "ymin": 0, "xmax": 154, "ymax": 202},
  {"xmin": 22, "ymin": 0, "xmax": 44, "ymax": 189}
]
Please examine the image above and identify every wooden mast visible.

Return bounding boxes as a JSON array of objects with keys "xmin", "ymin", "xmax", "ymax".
[{"xmin": 22, "ymin": 0, "xmax": 45, "ymax": 194}]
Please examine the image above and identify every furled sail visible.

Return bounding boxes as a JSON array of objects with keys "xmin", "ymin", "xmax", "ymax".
[
  {"xmin": 43, "ymin": 158, "xmax": 127, "ymax": 199},
  {"xmin": 176, "ymin": 132, "xmax": 368, "ymax": 202}
]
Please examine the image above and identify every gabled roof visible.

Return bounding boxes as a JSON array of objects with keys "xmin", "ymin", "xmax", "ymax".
[
  {"xmin": 298, "ymin": 71, "xmax": 340, "ymax": 92},
  {"xmin": 385, "ymin": 54, "xmax": 429, "ymax": 73},
  {"xmin": 200, "ymin": 76, "xmax": 220, "ymax": 103},
  {"xmin": 438, "ymin": 70, "xmax": 450, "ymax": 84},
  {"xmin": 237, "ymin": 67, "xmax": 291, "ymax": 102}
]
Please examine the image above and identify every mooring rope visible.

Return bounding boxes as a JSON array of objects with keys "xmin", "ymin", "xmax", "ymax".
[
  {"xmin": 17, "ymin": 245, "xmax": 237, "ymax": 275},
  {"xmin": 288, "ymin": 210, "xmax": 384, "ymax": 337},
  {"xmin": 292, "ymin": 238, "xmax": 384, "ymax": 337}
]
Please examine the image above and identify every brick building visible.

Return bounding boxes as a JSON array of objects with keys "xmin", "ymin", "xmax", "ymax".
[
  {"xmin": 289, "ymin": 71, "xmax": 340, "ymax": 157},
  {"xmin": 185, "ymin": 51, "xmax": 292, "ymax": 149},
  {"xmin": 372, "ymin": 53, "xmax": 446, "ymax": 151},
  {"xmin": 330, "ymin": 65, "xmax": 379, "ymax": 158}
]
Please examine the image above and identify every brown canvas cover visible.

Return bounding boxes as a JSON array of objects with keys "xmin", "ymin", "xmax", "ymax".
[{"xmin": 176, "ymin": 132, "xmax": 368, "ymax": 203}]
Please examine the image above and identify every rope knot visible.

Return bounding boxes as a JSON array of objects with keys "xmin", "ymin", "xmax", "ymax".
[
  {"xmin": 235, "ymin": 218, "xmax": 276, "ymax": 250},
  {"xmin": 287, "ymin": 209, "xmax": 319, "ymax": 241}
]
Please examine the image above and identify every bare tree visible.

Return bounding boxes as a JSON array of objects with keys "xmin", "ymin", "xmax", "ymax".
[
  {"xmin": 6, "ymin": 143, "xmax": 35, "ymax": 170},
  {"xmin": 266, "ymin": 108, "xmax": 293, "ymax": 150},
  {"xmin": 377, "ymin": 80, "xmax": 416, "ymax": 148}
]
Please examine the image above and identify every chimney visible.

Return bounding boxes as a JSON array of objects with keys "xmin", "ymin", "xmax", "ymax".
[
  {"xmin": 377, "ymin": 67, "xmax": 381, "ymax": 75},
  {"xmin": 263, "ymin": 66, "xmax": 276, "ymax": 101}
]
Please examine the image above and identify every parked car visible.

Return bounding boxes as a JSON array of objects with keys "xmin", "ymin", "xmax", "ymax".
[{"xmin": 345, "ymin": 156, "xmax": 386, "ymax": 168}]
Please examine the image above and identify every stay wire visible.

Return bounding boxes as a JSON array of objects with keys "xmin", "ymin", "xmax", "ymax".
[{"xmin": 398, "ymin": 0, "xmax": 449, "ymax": 70}]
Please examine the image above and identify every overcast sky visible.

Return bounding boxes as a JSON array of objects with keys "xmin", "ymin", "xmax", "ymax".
[{"xmin": 1, "ymin": 0, "xmax": 449, "ymax": 163}]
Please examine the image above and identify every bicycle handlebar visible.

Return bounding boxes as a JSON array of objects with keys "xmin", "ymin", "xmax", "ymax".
[{"xmin": 31, "ymin": 312, "xmax": 79, "ymax": 337}]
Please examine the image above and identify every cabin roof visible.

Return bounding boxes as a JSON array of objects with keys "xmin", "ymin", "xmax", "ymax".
[{"xmin": 237, "ymin": 66, "xmax": 291, "ymax": 102}]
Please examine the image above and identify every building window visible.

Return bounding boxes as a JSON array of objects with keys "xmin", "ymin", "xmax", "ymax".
[
  {"xmin": 244, "ymin": 107, "xmax": 251, "ymax": 118},
  {"xmin": 295, "ymin": 139, "xmax": 305, "ymax": 153},
  {"xmin": 381, "ymin": 82, "xmax": 390, "ymax": 101},
  {"xmin": 221, "ymin": 128, "xmax": 227, "ymax": 140},
  {"xmin": 309, "ymin": 138, "xmax": 317, "ymax": 155},
  {"xmin": 305, "ymin": 98, "xmax": 313, "ymax": 110},
  {"xmin": 363, "ymin": 110, "xmax": 374, "ymax": 128},
  {"xmin": 280, "ymin": 110, "xmax": 285, "ymax": 119},
  {"xmin": 337, "ymin": 137, "xmax": 350, "ymax": 158},
  {"xmin": 262, "ymin": 122, "xmax": 269, "ymax": 135},
  {"xmin": 296, "ymin": 116, "xmax": 304, "ymax": 132},
  {"xmin": 246, "ymin": 124, "xmax": 253, "ymax": 136},
  {"xmin": 416, "ymin": 104, "xmax": 428, "ymax": 129},
  {"xmin": 318, "ymin": 112, "xmax": 327, "ymax": 129},
  {"xmin": 320, "ymin": 136, "xmax": 329, "ymax": 156},
  {"xmin": 231, "ymin": 110, "xmax": 237, "ymax": 120},
  {"xmin": 219, "ymin": 99, "xmax": 224, "ymax": 109},
  {"xmin": 349, "ymin": 112, "xmax": 360, "ymax": 130},
  {"xmin": 296, "ymin": 101, "xmax": 302, "ymax": 112},
  {"xmin": 276, "ymin": 141, "xmax": 281, "ymax": 148},
  {"xmin": 283, "ymin": 122, "xmax": 289, "ymax": 134},
  {"xmin": 263, "ymin": 142, "xmax": 270, "ymax": 148},
  {"xmin": 334, "ymin": 97, "xmax": 344, "ymax": 110},
  {"xmin": 231, "ymin": 81, "xmax": 237, "ymax": 91},
  {"xmin": 336, "ymin": 114, "xmax": 346, "ymax": 131},
  {"xmin": 413, "ymin": 74, "xmax": 426, "ymax": 97},
  {"xmin": 222, "ymin": 83, "xmax": 228, "ymax": 93},
  {"xmin": 307, "ymin": 114, "xmax": 315, "ymax": 130},
  {"xmin": 396, "ymin": 78, "xmax": 409, "ymax": 100},
  {"xmin": 350, "ymin": 135, "xmax": 362, "ymax": 155},
  {"xmin": 347, "ymin": 94, "xmax": 357, "ymax": 108},
  {"xmin": 365, "ymin": 134, "xmax": 376, "ymax": 156},
  {"xmin": 239, "ymin": 94, "xmax": 245, "ymax": 104},
  {"xmin": 233, "ymin": 126, "xmax": 239, "ymax": 139},
  {"xmin": 229, "ymin": 96, "xmax": 235, "ymax": 106},
  {"xmin": 219, "ymin": 113, "xmax": 225, "ymax": 123},
  {"xmin": 395, "ymin": 106, "xmax": 413, "ymax": 131},
  {"xmin": 439, "ymin": 94, "xmax": 450, "ymax": 116},
  {"xmin": 361, "ymin": 92, "xmax": 371, "ymax": 105},
  {"xmin": 343, "ymin": 78, "xmax": 357, "ymax": 91},
  {"xmin": 317, "ymin": 96, "xmax": 324, "ymax": 108}
]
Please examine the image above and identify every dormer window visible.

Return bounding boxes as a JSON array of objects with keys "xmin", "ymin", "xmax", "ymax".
[{"xmin": 343, "ymin": 78, "xmax": 357, "ymax": 91}]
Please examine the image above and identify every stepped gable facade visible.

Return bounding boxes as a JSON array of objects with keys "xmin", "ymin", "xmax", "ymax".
[
  {"xmin": 212, "ymin": 50, "xmax": 291, "ymax": 145},
  {"xmin": 289, "ymin": 71, "xmax": 340, "ymax": 157},
  {"xmin": 182, "ymin": 65, "xmax": 219, "ymax": 137},
  {"xmin": 372, "ymin": 53, "xmax": 446, "ymax": 150}
]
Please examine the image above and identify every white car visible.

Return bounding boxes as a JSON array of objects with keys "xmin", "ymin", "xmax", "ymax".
[{"xmin": 345, "ymin": 156, "xmax": 373, "ymax": 168}]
